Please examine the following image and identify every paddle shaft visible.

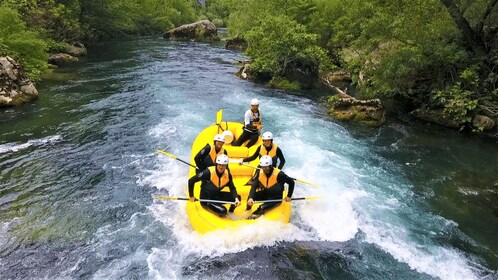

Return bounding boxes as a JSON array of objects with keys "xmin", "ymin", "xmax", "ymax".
[
  {"xmin": 155, "ymin": 196, "xmax": 236, "ymax": 205},
  {"xmin": 254, "ymin": 197, "xmax": 315, "ymax": 203},
  {"xmin": 238, "ymin": 162, "xmax": 320, "ymax": 188},
  {"xmin": 156, "ymin": 149, "xmax": 199, "ymax": 170}
]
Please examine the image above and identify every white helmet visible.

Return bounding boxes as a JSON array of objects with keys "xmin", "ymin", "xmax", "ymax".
[
  {"xmin": 216, "ymin": 154, "xmax": 229, "ymax": 165},
  {"xmin": 259, "ymin": 155, "xmax": 272, "ymax": 167},
  {"xmin": 262, "ymin": 132, "xmax": 273, "ymax": 140},
  {"xmin": 214, "ymin": 134, "xmax": 225, "ymax": 143},
  {"xmin": 250, "ymin": 98, "xmax": 259, "ymax": 105}
]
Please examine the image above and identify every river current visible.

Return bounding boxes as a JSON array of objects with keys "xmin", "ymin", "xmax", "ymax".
[{"xmin": 0, "ymin": 37, "xmax": 497, "ymax": 280}]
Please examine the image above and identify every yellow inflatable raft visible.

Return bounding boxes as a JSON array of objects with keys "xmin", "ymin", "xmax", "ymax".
[{"xmin": 187, "ymin": 113, "xmax": 291, "ymax": 234}]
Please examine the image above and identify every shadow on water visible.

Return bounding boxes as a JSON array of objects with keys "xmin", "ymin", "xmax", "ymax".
[{"xmin": 182, "ymin": 239, "xmax": 434, "ymax": 280}]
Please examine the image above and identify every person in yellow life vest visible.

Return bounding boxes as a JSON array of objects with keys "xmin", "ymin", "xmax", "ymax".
[
  {"xmin": 194, "ymin": 134, "xmax": 227, "ymax": 172},
  {"xmin": 188, "ymin": 154, "xmax": 241, "ymax": 216},
  {"xmin": 246, "ymin": 155, "xmax": 295, "ymax": 219},
  {"xmin": 240, "ymin": 131, "xmax": 285, "ymax": 169},
  {"xmin": 232, "ymin": 98, "xmax": 262, "ymax": 148}
]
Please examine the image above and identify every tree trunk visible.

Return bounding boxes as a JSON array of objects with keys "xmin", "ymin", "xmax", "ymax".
[{"xmin": 439, "ymin": 0, "xmax": 488, "ymax": 57}]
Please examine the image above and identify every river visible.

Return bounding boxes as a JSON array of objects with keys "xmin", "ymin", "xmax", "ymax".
[{"xmin": 0, "ymin": 36, "xmax": 497, "ymax": 280}]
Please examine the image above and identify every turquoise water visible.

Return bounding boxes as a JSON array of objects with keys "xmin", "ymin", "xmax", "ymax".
[{"xmin": 0, "ymin": 37, "xmax": 497, "ymax": 279}]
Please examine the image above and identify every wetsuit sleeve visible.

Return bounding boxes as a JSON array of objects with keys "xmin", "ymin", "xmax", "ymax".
[
  {"xmin": 227, "ymin": 173, "xmax": 238, "ymax": 199},
  {"xmin": 188, "ymin": 169, "xmax": 210, "ymax": 197},
  {"xmin": 248, "ymin": 169, "xmax": 261, "ymax": 200},
  {"xmin": 278, "ymin": 171, "xmax": 295, "ymax": 198},
  {"xmin": 243, "ymin": 146, "xmax": 261, "ymax": 162},
  {"xmin": 194, "ymin": 144, "xmax": 210, "ymax": 168},
  {"xmin": 276, "ymin": 147, "xmax": 286, "ymax": 169}
]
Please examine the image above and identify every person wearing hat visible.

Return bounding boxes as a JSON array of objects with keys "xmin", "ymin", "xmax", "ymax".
[
  {"xmin": 232, "ymin": 98, "xmax": 262, "ymax": 148},
  {"xmin": 246, "ymin": 155, "xmax": 295, "ymax": 219},
  {"xmin": 188, "ymin": 154, "xmax": 241, "ymax": 216},
  {"xmin": 194, "ymin": 134, "xmax": 227, "ymax": 172},
  {"xmin": 239, "ymin": 131, "xmax": 286, "ymax": 169}
]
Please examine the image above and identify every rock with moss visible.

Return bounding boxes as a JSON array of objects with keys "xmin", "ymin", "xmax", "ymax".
[
  {"xmin": 472, "ymin": 114, "xmax": 495, "ymax": 131},
  {"xmin": 268, "ymin": 76, "xmax": 301, "ymax": 90},
  {"xmin": 328, "ymin": 96, "xmax": 386, "ymax": 126},
  {"xmin": 410, "ymin": 108, "xmax": 460, "ymax": 128},
  {"xmin": 0, "ymin": 56, "xmax": 39, "ymax": 107},
  {"xmin": 225, "ymin": 37, "xmax": 248, "ymax": 51},
  {"xmin": 48, "ymin": 53, "xmax": 79, "ymax": 66},
  {"xmin": 66, "ymin": 42, "xmax": 87, "ymax": 57},
  {"xmin": 236, "ymin": 61, "xmax": 253, "ymax": 79},
  {"xmin": 321, "ymin": 75, "xmax": 385, "ymax": 126},
  {"xmin": 163, "ymin": 20, "xmax": 220, "ymax": 42}
]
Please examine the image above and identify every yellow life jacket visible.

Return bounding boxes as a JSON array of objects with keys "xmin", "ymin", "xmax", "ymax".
[
  {"xmin": 209, "ymin": 144, "xmax": 225, "ymax": 163},
  {"xmin": 258, "ymin": 168, "xmax": 281, "ymax": 189},
  {"xmin": 259, "ymin": 143, "xmax": 278, "ymax": 158},
  {"xmin": 208, "ymin": 166, "xmax": 229, "ymax": 188}
]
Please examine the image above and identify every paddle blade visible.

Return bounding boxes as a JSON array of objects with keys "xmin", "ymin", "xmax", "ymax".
[
  {"xmin": 293, "ymin": 178, "xmax": 321, "ymax": 188},
  {"xmin": 216, "ymin": 109, "xmax": 223, "ymax": 124},
  {"xmin": 156, "ymin": 149, "xmax": 177, "ymax": 159}
]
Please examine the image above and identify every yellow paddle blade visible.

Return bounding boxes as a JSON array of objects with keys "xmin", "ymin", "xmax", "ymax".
[
  {"xmin": 154, "ymin": 196, "xmax": 178, "ymax": 200},
  {"xmin": 294, "ymin": 178, "xmax": 321, "ymax": 188},
  {"xmin": 156, "ymin": 149, "xmax": 177, "ymax": 159},
  {"xmin": 302, "ymin": 196, "xmax": 322, "ymax": 200},
  {"xmin": 216, "ymin": 109, "xmax": 223, "ymax": 124}
]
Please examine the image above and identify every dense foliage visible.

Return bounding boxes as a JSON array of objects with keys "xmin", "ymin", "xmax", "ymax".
[
  {"xmin": 223, "ymin": 0, "xmax": 498, "ymax": 125},
  {"xmin": 0, "ymin": 6, "xmax": 48, "ymax": 80},
  {"xmin": 0, "ymin": 0, "xmax": 198, "ymax": 79}
]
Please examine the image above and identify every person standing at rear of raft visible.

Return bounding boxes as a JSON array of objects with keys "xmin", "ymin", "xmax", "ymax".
[{"xmin": 232, "ymin": 98, "xmax": 262, "ymax": 148}]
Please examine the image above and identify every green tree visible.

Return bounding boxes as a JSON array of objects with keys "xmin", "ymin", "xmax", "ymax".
[
  {"xmin": 332, "ymin": 0, "xmax": 467, "ymax": 98},
  {"xmin": 0, "ymin": 6, "xmax": 48, "ymax": 80},
  {"xmin": 245, "ymin": 14, "xmax": 327, "ymax": 76}
]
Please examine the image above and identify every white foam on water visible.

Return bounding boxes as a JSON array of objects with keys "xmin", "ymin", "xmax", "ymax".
[
  {"xmin": 360, "ymin": 217, "xmax": 479, "ymax": 280},
  {"xmin": 144, "ymin": 92, "xmax": 483, "ymax": 280},
  {"xmin": 0, "ymin": 135, "xmax": 62, "ymax": 154}
]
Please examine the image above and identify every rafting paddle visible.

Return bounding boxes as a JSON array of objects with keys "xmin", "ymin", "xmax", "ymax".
[
  {"xmin": 156, "ymin": 149, "xmax": 199, "ymax": 170},
  {"xmin": 154, "ymin": 196, "xmax": 236, "ymax": 205},
  {"xmin": 254, "ymin": 196, "xmax": 322, "ymax": 203},
  {"xmin": 229, "ymin": 160, "xmax": 321, "ymax": 188}
]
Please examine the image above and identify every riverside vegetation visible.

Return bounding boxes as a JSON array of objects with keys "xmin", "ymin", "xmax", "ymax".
[{"xmin": 1, "ymin": 0, "xmax": 498, "ymax": 136}]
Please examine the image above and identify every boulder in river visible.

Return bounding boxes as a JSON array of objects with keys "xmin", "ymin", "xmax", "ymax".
[
  {"xmin": 163, "ymin": 20, "xmax": 220, "ymax": 42},
  {"xmin": 322, "ymin": 75, "xmax": 386, "ymax": 126},
  {"xmin": 225, "ymin": 37, "xmax": 248, "ymax": 51},
  {"xmin": 66, "ymin": 42, "xmax": 87, "ymax": 57},
  {"xmin": 0, "ymin": 56, "xmax": 39, "ymax": 107},
  {"xmin": 48, "ymin": 53, "xmax": 79, "ymax": 66}
]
